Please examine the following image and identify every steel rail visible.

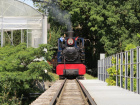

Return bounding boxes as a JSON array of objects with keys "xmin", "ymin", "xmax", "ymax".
[
  {"xmin": 76, "ymin": 78, "xmax": 97, "ymax": 105},
  {"xmin": 49, "ymin": 78, "xmax": 66, "ymax": 105},
  {"xmin": 49, "ymin": 78, "xmax": 96, "ymax": 105},
  {"xmin": 55, "ymin": 78, "xmax": 67, "ymax": 104},
  {"xmin": 76, "ymin": 79, "xmax": 89, "ymax": 105}
]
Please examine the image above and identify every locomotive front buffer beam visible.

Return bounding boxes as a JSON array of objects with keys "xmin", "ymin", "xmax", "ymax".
[{"xmin": 63, "ymin": 69, "xmax": 79, "ymax": 76}]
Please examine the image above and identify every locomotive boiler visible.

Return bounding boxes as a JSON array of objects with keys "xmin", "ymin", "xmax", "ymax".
[{"xmin": 56, "ymin": 31, "xmax": 86, "ymax": 79}]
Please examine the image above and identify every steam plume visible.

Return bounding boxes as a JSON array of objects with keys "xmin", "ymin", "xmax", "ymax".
[{"xmin": 49, "ymin": 3, "xmax": 72, "ymax": 31}]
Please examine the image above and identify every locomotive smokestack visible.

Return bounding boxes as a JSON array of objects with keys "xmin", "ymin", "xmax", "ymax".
[{"xmin": 68, "ymin": 31, "xmax": 74, "ymax": 37}]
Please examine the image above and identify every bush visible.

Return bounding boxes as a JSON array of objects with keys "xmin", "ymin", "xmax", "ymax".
[
  {"xmin": 106, "ymin": 44, "xmax": 137, "ymax": 91},
  {"xmin": 0, "ymin": 43, "xmax": 54, "ymax": 104}
]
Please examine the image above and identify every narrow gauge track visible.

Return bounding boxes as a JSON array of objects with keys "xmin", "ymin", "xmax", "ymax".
[{"xmin": 49, "ymin": 79, "xmax": 96, "ymax": 105}]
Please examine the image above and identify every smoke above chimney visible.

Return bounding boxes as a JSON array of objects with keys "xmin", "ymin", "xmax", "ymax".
[{"xmin": 49, "ymin": 3, "xmax": 72, "ymax": 31}]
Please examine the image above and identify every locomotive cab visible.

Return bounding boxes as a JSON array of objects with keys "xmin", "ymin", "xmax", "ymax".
[{"xmin": 56, "ymin": 32, "xmax": 86, "ymax": 79}]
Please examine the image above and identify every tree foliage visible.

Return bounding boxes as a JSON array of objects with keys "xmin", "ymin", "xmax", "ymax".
[
  {"xmin": 34, "ymin": 0, "xmax": 140, "ymax": 70},
  {"xmin": 56, "ymin": 0, "xmax": 140, "ymax": 68},
  {"xmin": 0, "ymin": 43, "xmax": 54, "ymax": 104},
  {"xmin": 106, "ymin": 44, "xmax": 137, "ymax": 91}
]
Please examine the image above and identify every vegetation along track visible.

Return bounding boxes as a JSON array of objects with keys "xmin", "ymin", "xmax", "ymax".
[{"xmin": 49, "ymin": 79, "xmax": 96, "ymax": 105}]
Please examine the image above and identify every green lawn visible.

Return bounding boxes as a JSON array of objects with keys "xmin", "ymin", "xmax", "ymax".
[
  {"xmin": 84, "ymin": 74, "xmax": 97, "ymax": 79},
  {"xmin": 48, "ymin": 72, "xmax": 97, "ymax": 80},
  {"xmin": 48, "ymin": 72, "xmax": 59, "ymax": 81}
]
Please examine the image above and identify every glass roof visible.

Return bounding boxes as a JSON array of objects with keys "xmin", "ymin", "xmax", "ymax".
[
  {"xmin": 0, "ymin": 0, "xmax": 46, "ymax": 48},
  {"xmin": 0, "ymin": 0, "xmax": 42, "ymax": 17},
  {"xmin": 0, "ymin": 0, "xmax": 43, "ymax": 30}
]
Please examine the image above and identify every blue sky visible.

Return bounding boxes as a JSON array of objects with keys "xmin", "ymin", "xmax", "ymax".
[{"xmin": 19, "ymin": 0, "xmax": 34, "ymax": 7}]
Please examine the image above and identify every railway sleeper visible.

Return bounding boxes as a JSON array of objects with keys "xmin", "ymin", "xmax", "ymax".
[
  {"xmin": 55, "ymin": 79, "xmax": 88, "ymax": 105},
  {"xmin": 49, "ymin": 79, "xmax": 97, "ymax": 105}
]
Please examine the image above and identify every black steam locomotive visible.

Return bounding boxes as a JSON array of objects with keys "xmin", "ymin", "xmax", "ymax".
[{"xmin": 56, "ymin": 31, "xmax": 86, "ymax": 79}]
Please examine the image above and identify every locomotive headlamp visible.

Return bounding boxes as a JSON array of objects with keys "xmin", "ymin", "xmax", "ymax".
[{"xmin": 67, "ymin": 38, "xmax": 74, "ymax": 45}]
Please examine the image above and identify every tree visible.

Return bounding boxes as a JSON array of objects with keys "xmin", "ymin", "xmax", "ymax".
[
  {"xmin": 0, "ymin": 43, "xmax": 54, "ymax": 104},
  {"xmin": 57, "ymin": 0, "xmax": 140, "ymax": 68},
  {"xmin": 34, "ymin": 0, "xmax": 140, "ymax": 72}
]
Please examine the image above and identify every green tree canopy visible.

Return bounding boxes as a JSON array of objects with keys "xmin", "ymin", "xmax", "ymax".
[
  {"xmin": 34, "ymin": 0, "xmax": 140, "ymax": 69},
  {"xmin": 0, "ymin": 43, "xmax": 54, "ymax": 104}
]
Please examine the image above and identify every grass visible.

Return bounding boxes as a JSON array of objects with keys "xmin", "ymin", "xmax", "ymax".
[
  {"xmin": 48, "ymin": 72, "xmax": 59, "ymax": 81},
  {"xmin": 84, "ymin": 73, "xmax": 97, "ymax": 79},
  {"xmin": 48, "ymin": 72, "xmax": 97, "ymax": 80}
]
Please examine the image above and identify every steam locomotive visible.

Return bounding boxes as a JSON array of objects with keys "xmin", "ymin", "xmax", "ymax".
[{"xmin": 56, "ymin": 31, "xmax": 86, "ymax": 79}]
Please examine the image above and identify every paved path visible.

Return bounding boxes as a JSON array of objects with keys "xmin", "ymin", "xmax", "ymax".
[{"xmin": 80, "ymin": 79, "xmax": 140, "ymax": 105}]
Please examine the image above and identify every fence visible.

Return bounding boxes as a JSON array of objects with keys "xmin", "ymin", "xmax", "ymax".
[{"xmin": 98, "ymin": 47, "xmax": 140, "ymax": 94}]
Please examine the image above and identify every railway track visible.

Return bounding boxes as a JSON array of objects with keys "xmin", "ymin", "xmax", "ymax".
[{"xmin": 49, "ymin": 79, "xmax": 96, "ymax": 105}]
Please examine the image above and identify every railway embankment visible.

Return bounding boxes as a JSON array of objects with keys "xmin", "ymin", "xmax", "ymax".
[
  {"xmin": 31, "ymin": 80, "xmax": 64, "ymax": 105},
  {"xmin": 30, "ymin": 79, "xmax": 96, "ymax": 105}
]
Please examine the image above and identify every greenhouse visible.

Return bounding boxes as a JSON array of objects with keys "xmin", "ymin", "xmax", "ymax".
[{"xmin": 0, "ymin": 0, "xmax": 48, "ymax": 47}]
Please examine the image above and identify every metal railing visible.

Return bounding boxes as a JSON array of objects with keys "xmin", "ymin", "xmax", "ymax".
[{"xmin": 98, "ymin": 47, "xmax": 140, "ymax": 94}]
